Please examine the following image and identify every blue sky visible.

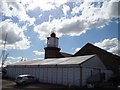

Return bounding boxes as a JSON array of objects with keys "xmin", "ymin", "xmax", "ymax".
[{"xmin": 0, "ymin": 0, "xmax": 120, "ymax": 65}]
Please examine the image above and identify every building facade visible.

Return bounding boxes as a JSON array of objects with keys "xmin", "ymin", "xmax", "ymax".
[
  {"xmin": 7, "ymin": 55, "xmax": 113, "ymax": 86},
  {"xmin": 6, "ymin": 32, "xmax": 119, "ymax": 87}
]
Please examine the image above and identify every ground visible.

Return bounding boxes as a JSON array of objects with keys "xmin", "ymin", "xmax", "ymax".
[
  {"xmin": 1, "ymin": 79, "xmax": 119, "ymax": 90},
  {"xmin": 0, "ymin": 72, "xmax": 119, "ymax": 90},
  {"xmin": 1, "ymin": 78, "xmax": 69, "ymax": 90},
  {"xmin": 0, "ymin": 72, "xmax": 69, "ymax": 90}
]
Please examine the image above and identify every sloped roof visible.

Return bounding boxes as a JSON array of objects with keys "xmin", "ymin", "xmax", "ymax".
[
  {"xmin": 9, "ymin": 55, "xmax": 95, "ymax": 66},
  {"xmin": 74, "ymin": 43, "xmax": 120, "ymax": 71},
  {"xmin": 10, "ymin": 59, "xmax": 43, "ymax": 65},
  {"xmin": 60, "ymin": 52, "xmax": 72, "ymax": 57},
  {"xmin": 58, "ymin": 55, "xmax": 94, "ymax": 65}
]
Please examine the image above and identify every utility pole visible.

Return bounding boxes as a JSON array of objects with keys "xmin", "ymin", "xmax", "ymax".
[
  {"xmin": 0, "ymin": 33, "xmax": 9, "ymax": 68},
  {"xmin": 0, "ymin": 32, "xmax": 9, "ymax": 78}
]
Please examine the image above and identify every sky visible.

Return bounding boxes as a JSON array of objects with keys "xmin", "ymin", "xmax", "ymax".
[{"xmin": 0, "ymin": 0, "xmax": 120, "ymax": 66}]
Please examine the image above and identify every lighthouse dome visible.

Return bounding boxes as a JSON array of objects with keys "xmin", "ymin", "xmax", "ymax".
[{"xmin": 50, "ymin": 32, "xmax": 56, "ymax": 37}]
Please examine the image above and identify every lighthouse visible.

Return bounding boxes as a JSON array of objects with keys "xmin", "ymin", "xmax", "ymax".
[
  {"xmin": 47, "ymin": 32, "xmax": 58, "ymax": 48},
  {"xmin": 44, "ymin": 32, "xmax": 62, "ymax": 59}
]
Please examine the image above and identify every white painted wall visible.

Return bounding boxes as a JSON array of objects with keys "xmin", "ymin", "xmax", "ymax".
[
  {"xmin": 74, "ymin": 68, "xmax": 80, "ymax": 86},
  {"xmin": 62, "ymin": 68, "xmax": 68, "ymax": 85},
  {"xmin": 48, "ymin": 68, "xmax": 52, "ymax": 83},
  {"xmin": 39, "ymin": 68, "xmax": 44, "ymax": 81},
  {"xmin": 57, "ymin": 68, "xmax": 62, "ymax": 84},
  {"xmin": 6, "ymin": 63, "xmax": 112, "ymax": 87},
  {"xmin": 52, "ymin": 68, "xmax": 57, "ymax": 84},
  {"xmin": 101, "ymin": 69, "xmax": 113, "ymax": 81},
  {"xmin": 68, "ymin": 68, "xmax": 74, "ymax": 86},
  {"xmin": 43, "ymin": 68, "xmax": 48, "ymax": 83},
  {"xmin": 47, "ymin": 37, "xmax": 58, "ymax": 48},
  {"xmin": 81, "ymin": 55, "xmax": 106, "ymax": 69},
  {"xmin": 82, "ymin": 68, "xmax": 93, "ymax": 86}
]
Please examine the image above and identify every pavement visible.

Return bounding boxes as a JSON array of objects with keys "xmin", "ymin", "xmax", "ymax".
[
  {"xmin": 1, "ymin": 78, "xmax": 69, "ymax": 90},
  {"xmin": 0, "ymin": 73, "xmax": 119, "ymax": 90},
  {"xmin": 0, "ymin": 72, "xmax": 74, "ymax": 90},
  {"xmin": 2, "ymin": 79, "xmax": 119, "ymax": 90}
]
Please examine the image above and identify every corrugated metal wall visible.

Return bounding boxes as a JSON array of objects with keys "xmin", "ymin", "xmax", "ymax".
[
  {"xmin": 6, "ymin": 66, "xmax": 113, "ymax": 87},
  {"xmin": 82, "ymin": 68, "xmax": 101, "ymax": 86},
  {"xmin": 101, "ymin": 69, "xmax": 113, "ymax": 81},
  {"xmin": 7, "ymin": 66, "xmax": 81, "ymax": 86},
  {"xmin": 57, "ymin": 68, "xmax": 62, "ymax": 84}
]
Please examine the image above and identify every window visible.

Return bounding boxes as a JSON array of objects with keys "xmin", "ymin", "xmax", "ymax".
[{"xmin": 17, "ymin": 77, "xmax": 22, "ymax": 80}]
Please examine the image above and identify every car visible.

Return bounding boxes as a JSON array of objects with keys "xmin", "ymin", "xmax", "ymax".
[{"xmin": 15, "ymin": 74, "xmax": 37, "ymax": 85}]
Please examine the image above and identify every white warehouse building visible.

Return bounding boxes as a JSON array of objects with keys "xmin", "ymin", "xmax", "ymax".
[{"xmin": 7, "ymin": 55, "xmax": 113, "ymax": 87}]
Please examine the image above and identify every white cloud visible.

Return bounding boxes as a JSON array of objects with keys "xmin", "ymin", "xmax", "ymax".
[
  {"xmin": 34, "ymin": 1, "xmax": 119, "ymax": 40},
  {"xmin": 0, "ymin": 19, "xmax": 31, "ymax": 50},
  {"xmin": 22, "ymin": 0, "xmax": 68, "ymax": 11},
  {"xmin": 34, "ymin": 21, "xmax": 56, "ymax": 40},
  {"xmin": 94, "ymin": 38, "xmax": 118, "ymax": 49},
  {"xmin": 0, "ymin": 59, "xmax": 20, "ymax": 67},
  {"xmin": 48, "ymin": 15, "xmax": 53, "ymax": 22},
  {"xmin": 7, "ymin": 56, "xmax": 27, "ymax": 61},
  {"xmin": 0, "ymin": 60, "xmax": 12, "ymax": 67},
  {"xmin": 39, "ymin": 14, "xmax": 43, "ymax": 18},
  {"xmin": 33, "ymin": 50, "xmax": 45, "ymax": 55},
  {"xmin": 7, "ymin": 57, "xmax": 22, "ymax": 60},
  {"xmin": 1, "ymin": 0, "xmax": 35, "ymax": 26},
  {"xmin": 71, "ymin": 0, "xmax": 120, "ymax": 19},
  {"xmin": 62, "ymin": 5, "xmax": 70, "ymax": 16},
  {"xmin": 94, "ymin": 38, "xmax": 120, "ymax": 56},
  {"xmin": 75, "ymin": 48, "xmax": 81, "ymax": 52},
  {"xmin": 34, "ymin": 16, "xmax": 109, "ymax": 40},
  {"xmin": 107, "ymin": 46, "xmax": 119, "ymax": 55},
  {"xmin": 27, "ymin": 1, "xmax": 55, "ymax": 11}
]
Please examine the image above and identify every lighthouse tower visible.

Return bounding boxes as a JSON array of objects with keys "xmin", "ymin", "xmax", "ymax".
[{"xmin": 44, "ymin": 32, "xmax": 61, "ymax": 59}]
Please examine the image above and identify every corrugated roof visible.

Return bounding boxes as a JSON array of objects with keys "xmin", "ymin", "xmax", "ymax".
[
  {"xmin": 9, "ymin": 55, "xmax": 95, "ymax": 66},
  {"xmin": 58, "ymin": 55, "xmax": 94, "ymax": 65},
  {"xmin": 10, "ymin": 59, "xmax": 43, "ymax": 65},
  {"xmin": 32, "ymin": 57, "xmax": 70, "ymax": 65}
]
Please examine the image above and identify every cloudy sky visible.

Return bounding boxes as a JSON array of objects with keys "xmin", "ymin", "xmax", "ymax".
[{"xmin": 0, "ymin": 0, "xmax": 120, "ymax": 65}]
